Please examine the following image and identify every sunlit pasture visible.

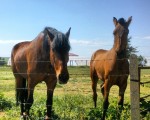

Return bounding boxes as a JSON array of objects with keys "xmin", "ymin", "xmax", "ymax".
[{"xmin": 0, "ymin": 66, "xmax": 150, "ymax": 120}]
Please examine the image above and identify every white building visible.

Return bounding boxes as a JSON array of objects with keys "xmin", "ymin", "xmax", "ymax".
[
  {"xmin": 145, "ymin": 57, "xmax": 150, "ymax": 66},
  {"xmin": 7, "ymin": 57, "xmax": 11, "ymax": 66},
  {"xmin": 7, "ymin": 53, "xmax": 90, "ymax": 66},
  {"xmin": 69, "ymin": 53, "xmax": 90, "ymax": 66}
]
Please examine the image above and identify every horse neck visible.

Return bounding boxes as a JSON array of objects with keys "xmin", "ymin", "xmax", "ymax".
[
  {"xmin": 33, "ymin": 34, "xmax": 50, "ymax": 61},
  {"xmin": 112, "ymin": 37, "xmax": 127, "ymax": 59}
]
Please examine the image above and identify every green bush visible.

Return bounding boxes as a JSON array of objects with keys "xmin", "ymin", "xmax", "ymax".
[{"xmin": 0, "ymin": 93, "xmax": 12, "ymax": 111}]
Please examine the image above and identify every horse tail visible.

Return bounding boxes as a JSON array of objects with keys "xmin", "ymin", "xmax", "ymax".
[
  {"xmin": 90, "ymin": 52, "xmax": 97, "ymax": 75},
  {"xmin": 16, "ymin": 87, "xmax": 19, "ymax": 106},
  {"xmin": 11, "ymin": 45, "xmax": 27, "ymax": 106},
  {"xmin": 11, "ymin": 45, "xmax": 19, "ymax": 106}
]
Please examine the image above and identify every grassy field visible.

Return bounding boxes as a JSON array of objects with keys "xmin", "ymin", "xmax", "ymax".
[{"xmin": 0, "ymin": 66, "xmax": 150, "ymax": 120}]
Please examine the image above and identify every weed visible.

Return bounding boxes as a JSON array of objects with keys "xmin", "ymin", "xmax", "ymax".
[{"xmin": 0, "ymin": 93, "xmax": 12, "ymax": 111}]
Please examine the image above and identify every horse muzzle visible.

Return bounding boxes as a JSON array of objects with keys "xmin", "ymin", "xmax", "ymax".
[{"xmin": 58, "ymin": 73, "xmax": 69, "ymax": 84}]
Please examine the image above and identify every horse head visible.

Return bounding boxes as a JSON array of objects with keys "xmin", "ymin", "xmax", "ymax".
[
  {"xmin": 45, "ymin": 27, "xmax": 71, "ymax": 84},
  {"xmin": 113, "ymin": 16, "xmax": 132, "ymax": 54}
]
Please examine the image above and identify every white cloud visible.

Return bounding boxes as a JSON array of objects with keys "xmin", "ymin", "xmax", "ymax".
[
  {"xmin": 0, "ymin": 40, "xmax": 29, "ymax": 57},
  {"xmin": 1, "ymin": 38, "xmax": 149, "ymax": 58},
  {"xmin": 70, "ymin": 39, "xmax": 112, "ymax": 46},
  {"xmin": 142, "ymin": 36, "xmax": 150, "ymax": 40},
  {"xmin": 69, "ymin": 39, "xmax": 113, "ymax": 57},
  {"xmin": 0, "ymin": 39, "xmax": 112, "ymax": 46},
  {"xmin": 0, "ymin": 40, "xmax": 28, "ymax": 44},
  {"xmin": 133, "ymin": 36, "xmax": 150, "ymax": 40}
]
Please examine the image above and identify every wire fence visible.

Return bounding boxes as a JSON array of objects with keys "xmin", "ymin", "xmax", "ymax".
[{"xmin": 0, "ymin": 57, "xmax": 150, "ymax": 120}]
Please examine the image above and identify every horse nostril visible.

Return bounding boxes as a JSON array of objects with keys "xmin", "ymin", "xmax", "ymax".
[
  {"xmin": 58, "ymin": 74, "xmax": 63, "ymax": 80},
  {"xmin": 58, "ymin": 74, "xmax": 69, "ymax": 84},
  {"xmin": 59, "ymin": 74, "xmax": 66, "ymax": 80}
]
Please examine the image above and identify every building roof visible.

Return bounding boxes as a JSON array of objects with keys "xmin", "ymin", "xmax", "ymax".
[{"xmin": 69, "ymin": 53, "xmax": 79, "ymax": 56}]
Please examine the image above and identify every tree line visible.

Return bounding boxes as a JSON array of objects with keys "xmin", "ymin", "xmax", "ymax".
[
  {"xmin": 0, "ymin": 57, "xmax": 6, "ymax": 66},
  {"xmin": 127, "ymin": 37, "xmax": 147, "ymax": 66}
]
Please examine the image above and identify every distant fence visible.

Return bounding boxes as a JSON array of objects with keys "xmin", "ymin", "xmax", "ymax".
[
  {"xmin": 1, "ymin": 58, "xmax": 91, "ymax": 66},
  {"xmin": 69, "ymin": 60, "xmax": 90, "ymax": 66},
  {"xmin": 130, "ymin": 54, "xmax": 150, "ymax": 120}
]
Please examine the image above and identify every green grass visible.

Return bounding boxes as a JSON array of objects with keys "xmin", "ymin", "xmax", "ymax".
[{"xmin": 0, "ymin": 66, "xmax": 150, "ymax": 119}]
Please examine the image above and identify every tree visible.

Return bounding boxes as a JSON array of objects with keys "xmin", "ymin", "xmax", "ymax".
[
  {"xmin": 127, "ymin": 37, "xmax": 147, "ymax": 66},
  {"xmin": 0, "ymin": 57, "xmax": 6, "ymax": 66},
  {"xmin": 137, "ymin": 55, "xmax": 147, "ymax": 66}
]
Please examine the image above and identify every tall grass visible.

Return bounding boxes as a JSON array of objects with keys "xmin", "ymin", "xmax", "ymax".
[{"xmin": 0, "ymin": 66, "xmax": 150, "ymax": 119}]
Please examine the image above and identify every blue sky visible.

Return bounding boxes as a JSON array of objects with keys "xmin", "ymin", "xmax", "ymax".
[{"xmin": 0, "ymin": 0, "xmax": 150, "ymax": 58}]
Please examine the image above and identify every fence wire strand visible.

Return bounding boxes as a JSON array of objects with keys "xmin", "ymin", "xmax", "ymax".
[{"xmin": 0, "ymin": 59, "xmax": 150, "ymax": 119}]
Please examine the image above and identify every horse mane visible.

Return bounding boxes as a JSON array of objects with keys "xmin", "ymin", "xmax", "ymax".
[
  {"xmin": 118, "ymin": 18, "xmax": 126, "ymax": 26},
  {"xmin": 117, "ymin": 49, "xmax": 127, "ymax": 59},
  {"xmin": 43, "ymin": 27, "xmax": 71, "ymax": 53}
]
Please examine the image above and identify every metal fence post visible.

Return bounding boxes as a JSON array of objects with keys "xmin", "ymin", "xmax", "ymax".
[{"xmin": 129, "ymin": 54, "xmax": 140, "ymax": 120}]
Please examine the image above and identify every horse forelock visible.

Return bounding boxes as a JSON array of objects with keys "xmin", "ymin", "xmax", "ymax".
[
  {"xmin": 42, "ymin": 27, "xmax": 57, "ymax": 53},
  {"xmin": 45, "ymin": 27, "xmax": 58, "ymax": 36},
  {"xmin": 52, "ymin": 32, "xmax": 70, "ymax": 54},
  {"xmin": 43, "ymin": 27, "xmax": 70, "ymax": 55}
]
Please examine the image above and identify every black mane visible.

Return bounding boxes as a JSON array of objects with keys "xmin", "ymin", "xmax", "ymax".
[
  {"xmin": 43, "ymin": 27, "xmax": 70, "ymax": 53},
  {"xmin": 118, "ymin": 18, "xmax": 126, "ymax": 26}
]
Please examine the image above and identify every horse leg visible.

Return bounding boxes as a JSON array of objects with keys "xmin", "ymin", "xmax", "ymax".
[
  {"xmin": 20, "ymin": 78, "xmax": 28, "ymax": 117},
  {"xmin": 102, "ymin": 80, "xmax": 110, "ymax": 120},
  {"xmin": 91, "ymin": 75, "xmax": 98, "ymax": 108},
  {"xmin": 118, "ymin": 79, "xmax": 127, "ymax": 107},
  {"xmin": 24, "ymin": 79, "xmax": 35, "ymax": 117},
  {"xmin": 14, "ymin": 75, "xmax": 27, "ymax": 116},
  {"xmin": 25, "ymin": 90, "xmax": 34, "ymax": 115},
  {"xmin": 117, "ymin": 79, "xmax": 127, "ymax": 119},
  {"xmin": 45, "ymin": 79, "xmax": 57, "ymax": 119}
]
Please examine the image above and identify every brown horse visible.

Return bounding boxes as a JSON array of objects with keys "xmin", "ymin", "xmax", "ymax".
[
  {"xmin": 90, "ymin": 16, "xmax": 132, "ymax": 120},
  {"xmin": 11, "ymin": 27, "xmax": 71, "ymax": 119}
]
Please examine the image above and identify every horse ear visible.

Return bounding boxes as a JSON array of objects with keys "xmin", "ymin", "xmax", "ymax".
[
  {"xmin": 45, "ymin": 27, "xmax": 54, "ymax": 40},
  {"xmin": 113, "ymin": 17, "xmax": 118, "ymax": 26},
  {"xmin": 66, "ymin": 27, "xmax": 71, "ymax": 39},
  {"xmin": 126, "ymin": 16, "xmax": 132, "ymax": 27}
]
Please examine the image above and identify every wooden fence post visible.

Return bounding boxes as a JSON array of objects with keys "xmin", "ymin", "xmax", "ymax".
[{"xmin": 129, "ymin": 54, "xmax": 140, "ymax": 120}]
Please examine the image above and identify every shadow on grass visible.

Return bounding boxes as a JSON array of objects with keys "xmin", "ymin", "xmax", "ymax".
[
  {"xmin": 29, "ymin": 110, "xmax": 60, "ymax": 120},
  {"xmin": 140, "ymin": 99, "xmax": 150, "ymax": 118},
  {"xmin": 85, "ymin": 103, "xmax": 131, "ymax": 120},
  {"xmin": 86, "ymin": 108, "xmax": 102, "ymax": 120},
  {"xmin": 50, "ymin": 110, "xmax": 61, "ymax": 120}
]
